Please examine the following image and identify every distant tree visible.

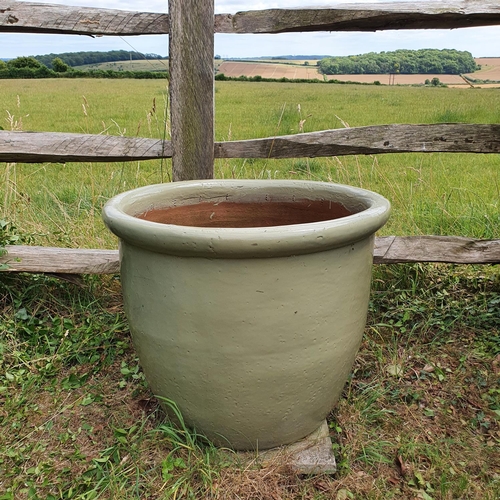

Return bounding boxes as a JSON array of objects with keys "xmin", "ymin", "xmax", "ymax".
[
  {"xmin": 52, "ymin": 57, "xmax": 70, "ymax": 73},
  {"xmin": 8, "ymin": 56, "xmax": 43, "ymax": 69},
  {"xmin": 431, "ymin": 77, "xmax": 441, "ymax": 86},
  {"xmin": 34, "ymin": 50, "xmax": 165, "ymax": 68},
  {"xmin": 318, "ymin": 49, "xmax": 477, "ymax": 75},
  {"xmin": 443, "ymin": 60, "xmax": 460, "ymax": 74}
]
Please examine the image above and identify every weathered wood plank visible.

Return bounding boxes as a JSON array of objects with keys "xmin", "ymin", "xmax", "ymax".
[
  {"xmin": 0, "ymin": 246, "xmax": 119, "ymax": 273},
  {"xmin": 224, "ymin": 1, "xmax": 500, "ymax": 34},
  {"xmin": 2, "ymin": 124, "xmax": 500, "ymax": 163},
  {"xmin": 0, "ymin": 131, "xmax": 172, "ymax": 162},
  {"xmin": 1, "ymin": 237, "xmax": 499, "ymax": 274},
  {"xmin": 216, "ymin": 124, "xmax": 500, "ymax": 158},
  {"xmin": 2, "ymin": 1, "xmax": 500, "ymax": 36},
  {"xmin": 0, "ymin": 1, "xmax": 168, "ymax": 35},
  {"xmin": 169, "ymin": 0, "xmax": 214, "ymax": 181},
  {"xmin": 374, "ymin": 236, "xmax": 500, "ymax": 264}
]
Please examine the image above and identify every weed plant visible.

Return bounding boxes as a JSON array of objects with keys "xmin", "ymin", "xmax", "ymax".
[{"xmin": 0, "ymin": 80, "xmax": 499, "ymax": 498}]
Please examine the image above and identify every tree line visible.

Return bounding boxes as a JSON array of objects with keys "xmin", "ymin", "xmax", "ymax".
[
  {"xmin": 317, "ymin": 49, "xmax": 477, "ymax": 75},
  {"xmin": 34, "ymin": 50, "xmax": 166, "ymax": 69},
  {"xmin": 0, "ymin": 57, "xmax": 168, "ymax": 79}
]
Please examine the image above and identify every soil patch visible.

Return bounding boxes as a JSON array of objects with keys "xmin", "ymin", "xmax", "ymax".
[{"xmin": 137, "ymin": 200, "xmax": 354, "ymax": 228}]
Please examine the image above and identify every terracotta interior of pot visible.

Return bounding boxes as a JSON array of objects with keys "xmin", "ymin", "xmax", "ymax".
[{"xmin": 135, "ymin": 200, "xmax": 357, "ymax": 228}]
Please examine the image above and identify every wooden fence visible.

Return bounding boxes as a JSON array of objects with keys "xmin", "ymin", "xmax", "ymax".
[{"xmin": 1, "ymin": 0, "xmax": 499, "ymax": 273}]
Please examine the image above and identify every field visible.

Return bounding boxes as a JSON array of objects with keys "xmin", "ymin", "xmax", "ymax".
[
  {"xmin": 76, "ymin": 59, "xmax": 169, "ymax": 72},
  {"xmin": 0, "ymin": 80, "xmax": 499, "ymax": 499},
  {"xmin": 217, "ymin": 61, "xmax": 324, "ymax": 80},
  {"xmin": 465, "ymin": 58, "xmax": 500, "ymax": 81},
  {"xmin": 75, "ymin": 57, "xmax": 500, "ymax": 87},
  {"xmin": 217, "ymin": 61, "xmax": 466, "ymax": 85},
  {"xmin": 218, "ymin": 58, "xmax": 500, "ymax": 87}
]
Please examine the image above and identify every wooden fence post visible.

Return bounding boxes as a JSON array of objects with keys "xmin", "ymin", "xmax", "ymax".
[{"xmin": 169, "ymin": 0, "xmax": 214, "ymax": 181}]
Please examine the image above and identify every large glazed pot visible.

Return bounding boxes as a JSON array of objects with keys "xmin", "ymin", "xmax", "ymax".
[{"xmin": 103, "ymin": 180, "xmax": 390, "ymax": 450}]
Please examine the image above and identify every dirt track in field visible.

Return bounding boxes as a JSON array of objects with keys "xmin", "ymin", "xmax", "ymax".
[{"xmin": 465, "ymin": 57, "xmax": 500, "ymax": 81}]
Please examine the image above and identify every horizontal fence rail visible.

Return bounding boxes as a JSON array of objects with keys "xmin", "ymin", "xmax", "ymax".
[
  {"xmin": 0, "ymin": 1, "xmax": 169, "ymax": 35},
  {"xmin": 216, "ymin": 124, "xmax": 500, "ymax": 159},
  {"xmin": 2, "ymin": 124, "xmax": 500, "ymax": 163},
  {"xmin": 0, "ymin": 246, "xmax": 120, "ymax": 274},
  {"xmin": 2, "ymin": 1, "xmax": 500, "ymax": 36},
  {"xmin": 373, "ymin": 237, "xmax": 500, "ymax": 265},
  {"xmin": 0, "ymin": 131, "xmax": 173, "ymax": 163},
  {"xmin": 1, "ymin": 237, "xmax": 499, "ymax": 274},
  {"xmin": 219, "ymin": 2, "xmax": 500, "ymax": 34}
]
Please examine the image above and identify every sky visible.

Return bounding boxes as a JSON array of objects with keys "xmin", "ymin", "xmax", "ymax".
[{"xmin": 2, "ymin": 0, "xmax": 500, "ymax": 59}]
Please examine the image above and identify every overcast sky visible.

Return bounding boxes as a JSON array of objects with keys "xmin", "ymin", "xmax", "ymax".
[{"xmin": 2, "ymin": 0, "xmax": 500, "ymax": 59}]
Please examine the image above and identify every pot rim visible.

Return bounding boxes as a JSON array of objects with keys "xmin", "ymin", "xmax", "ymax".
[{"xmin": 102, "ymin": 179, "xmax": 391, "ymax": 258}]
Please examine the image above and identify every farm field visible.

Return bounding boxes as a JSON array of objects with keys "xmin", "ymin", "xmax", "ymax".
[
  {"xmin": 75, "ymin": 57, "xmax": 500, "ymax": 86},
  {"xmin": 218, "ymin": 60, "xmax": 323, "ymax": 80},
  {"xmin": 217, "ymin": 61, "xmax": 466, "ymax": 85},
  {"xmin": 0, "ymin": 79, "xmax": 499, "ymax": 499},
  {"xmin": 465, "ymin": 57, "xmax": 500, "ymax": 81},
  {"xmin": 75, "ymin": 59, "xmax": 169, "ymax": 72},
  {"xmin": 218, "ymin": 58, "xmax": 500, "ymax": 87}
]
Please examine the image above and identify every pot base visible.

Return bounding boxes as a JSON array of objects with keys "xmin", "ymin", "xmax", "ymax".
[{"xmin": 237, "ymin": 420, "xmax": 336, "ymax": 475}]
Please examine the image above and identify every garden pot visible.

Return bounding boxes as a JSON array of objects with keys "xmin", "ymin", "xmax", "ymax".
[{"xmin": 102, "ymin": 179, "xmax": 390, "ymax": 450}]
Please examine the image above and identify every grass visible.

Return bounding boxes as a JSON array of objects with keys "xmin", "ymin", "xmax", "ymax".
[
  {"xmin": 0, "ymin": 79, "xmax": 499, "ymax": 498},
  {"xmin": 0, "ymin": 265, "xmax": 498, "ymax": 498},
  {"xmin": 74, "ymin": 60, "xmax": 169, "ymax": 73},
  {"xmin": 1, "ymin": 80, "xmax": 499, "ymax": 246}
]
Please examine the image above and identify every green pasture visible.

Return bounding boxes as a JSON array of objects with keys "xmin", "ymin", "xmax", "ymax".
[
  {"xmin": 0, "ymin": 79, "xmax": 499, "ymax": 498},
  {"xmin": 1, "ymin": 79, "xmax": 499, "ymax": 249}
]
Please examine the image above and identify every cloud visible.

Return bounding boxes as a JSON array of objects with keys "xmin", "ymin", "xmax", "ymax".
[
  {"xmin": 17, "ymin": 0, "xmax": 420, "ymax": 14},
  {"xmin": 5, "ymin": 1, "xmax": 500, "ymax": 59},
  {"xmin": 17, "ymin": 0, "xmax": 166, "ymax": 12}
]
